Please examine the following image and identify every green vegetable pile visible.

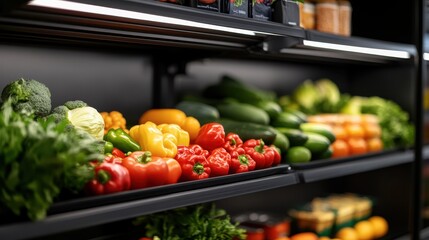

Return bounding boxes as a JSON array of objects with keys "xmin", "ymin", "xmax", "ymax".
[
  {"xmin": 360, "ymin": 97, "xmax": 414, "ymax": 149},
  {"xmin": 133, "ymin": 204, "xmax": 246, "ymax": 240},
  {"xmin": 281, "ymin": 79, "xmax": 415, "ymax": 150},
  {"xmin": 0, "ymin": 78, "xmax": 104, "ymax": 221}
]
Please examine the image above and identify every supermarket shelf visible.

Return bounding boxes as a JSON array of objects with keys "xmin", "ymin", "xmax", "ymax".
[
  {"xmin": 0, "ymin": 0, "xmax": 417, "ymax": 63},
  {"xmin": 0, "ymin": 173, "xmax": 298, "ymax": 240},
  {"xmin": 297, "ymin": 149, "xmax": 414, "ymax": 183}
]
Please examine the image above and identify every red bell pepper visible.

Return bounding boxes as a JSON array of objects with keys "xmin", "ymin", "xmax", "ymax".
[
  {"xmin": 152, "ymin": 156, "xmax": 182, "ymax": 185},
  {"xmin": 112, "ymin": 148, "xmax": 126, "ymax": 158},
  {"xmin": 243, "ymin": 139, "xmax": 275, "ymax": 169},
  {"xmin": 207, "ymin": 148, "xmax": 231, "ymax": 177},
  {"xmin": 85, "ymin": 162, "xmax": 131, "ymax": 195},
  {"xmin": 194, "ymin": 123, "xmax": 225, "ymax": 151},
  {"xmin": 229, "ymin": 147, "xmax": 256, "ymax": 173},
  {"xmin": 103, "ymin": 154, "xmax": 123, "ymax": 164},
  {"xmin": 121, "ymin": 151, "xmax": 169, "ymax": 189},
  {"xmin": 175, "ymin": 145, "xmax": 211, "ymax": 181},
  {"xmin": 271, "ymin": 145, "xmax": 282, "ymax": 166},
  {"xmin": 223, "ymin": 133, "xmax": 243, "ymax": 153}
]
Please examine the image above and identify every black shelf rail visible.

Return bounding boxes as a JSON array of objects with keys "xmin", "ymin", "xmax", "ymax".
[
  {"xmin": 0, "ymin": 173, "xmax": 298, "ymax": 240},
  {"xmin": 0, "ymin": 0, "xmax": 418, "ymax": 63},
  {"xmin": 297, "ymin": 150, "xmax": 414, "ymax": 183}
]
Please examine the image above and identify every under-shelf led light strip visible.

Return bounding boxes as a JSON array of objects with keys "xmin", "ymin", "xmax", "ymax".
[
  {"xmin": 27, "ymin": 0, "xmax": 275, "ymax": 36},
  {"xmin": 302, "ymin": 40, "xmax": 411, "ymax": 59}
]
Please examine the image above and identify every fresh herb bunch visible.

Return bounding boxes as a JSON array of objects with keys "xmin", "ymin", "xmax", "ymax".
[
  {"xmin": 133, "ymin": 204, "xmax": 246, "ymax": 240},
  {"xmin": 0, "ymin": 99, "xmax": 103, "ymax": 221}
]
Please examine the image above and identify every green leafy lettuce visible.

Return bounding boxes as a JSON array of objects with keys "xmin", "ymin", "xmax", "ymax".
[{"xmin": 0, "ymin": 99, "xmax": 103, "ymax": 221}]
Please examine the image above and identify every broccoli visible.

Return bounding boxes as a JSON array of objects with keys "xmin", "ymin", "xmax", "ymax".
[{"xmin": 1, "ymin": 78, "xmax": 52, "ymax": 117}]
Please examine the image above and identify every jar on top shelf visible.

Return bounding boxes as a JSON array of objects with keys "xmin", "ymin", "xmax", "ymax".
[
  {"xmin": 301, "ymin": 0, "xmax": 315, "ymax": 29},
  {"xmin": 338, "ymin": 0, "xmax": 352, "ymax": 36},
  {"xmin": 315, "ymin": 0, "xmax": 339, "ymax": 34}
]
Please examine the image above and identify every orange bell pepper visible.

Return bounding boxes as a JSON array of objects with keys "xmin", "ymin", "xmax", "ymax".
[
  {"xmin": 152, "ymin": 156, "xmax": 182, "ymax": 184},
  {"xmin": 139, "ymin": 109, "xmax": 200, "ymax": 141}
]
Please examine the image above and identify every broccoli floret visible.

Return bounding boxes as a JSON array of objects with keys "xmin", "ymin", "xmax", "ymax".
[
  {"xmin": 64, "ymin": 100, "xmax": 87, "ymax": 110},
  {"xmin": 1, "ymin": 78, "xmax": 51, "ymax": 117}
]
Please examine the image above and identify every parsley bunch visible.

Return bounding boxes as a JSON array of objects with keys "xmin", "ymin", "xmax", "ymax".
[{"xmin": 133, "ymin": 204, "xmax": 246, "ymax": 240}]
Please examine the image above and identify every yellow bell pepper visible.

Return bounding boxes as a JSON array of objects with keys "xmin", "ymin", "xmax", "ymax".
[
  {"xmin": 157, "ymin": 124, "xmax": 190, "ymax": 147},
  {"xmin": 130, "ymin": 121, "xmax": 177, "ymax": 158},
  {"xmin": 138, "ymin": 109, "xmax": 201, "ymax": 141}
]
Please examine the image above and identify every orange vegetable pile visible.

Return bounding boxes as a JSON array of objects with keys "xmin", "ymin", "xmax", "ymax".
[
  {"xmin": 101, "ymin": 111, "xmax": 128, "ymax": 134},
  {"xmin": 307, "ymin": 114, "xmax": 383, "ymax": 159}
]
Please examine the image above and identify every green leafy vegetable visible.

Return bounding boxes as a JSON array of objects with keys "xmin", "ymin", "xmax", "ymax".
[
  {"xmin": 48, "ymin": 100, "xmax": 105, "ymax": 141},
  {"xmin": 360, "ymin": 97, "xmax": 414, "ymax": 149},
  {"xmin": 133, "ymin": 204, "xmax": 246, "ymax": 240},
  {"xmin": 0, "ymin": 99, "xmax": 103, "ymax": 221}
]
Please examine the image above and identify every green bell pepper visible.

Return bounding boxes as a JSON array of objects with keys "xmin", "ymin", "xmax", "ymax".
[
  {"xmin": 104, "ymin": 128, "xmax": 141, "ymax": 153},
  {"xmin": 104, "ymin": 141, "xmax": 114, "ymax": 154}
]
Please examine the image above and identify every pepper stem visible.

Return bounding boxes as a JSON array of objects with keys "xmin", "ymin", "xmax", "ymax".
[
  {"xmin": 238, "ymin": 155, "xmax": 249, "ymax": 166},
  {"xmin": 136, "ymin": 151, "xmax": 152, "ymax": 164},
  {"xmin": 230, "ymin": 138, "xmax": 236, "ymax": 146},
  {"xmin": 254, "ymin": 139, "xmax": 265, "ymax": 153},
  {"xmin": 97, "ymin": 170, "xmax": 111, "ymax": 184},
  {"xmin": 193, "ymin": 162, "xmax": 205, "ymax": 175}
]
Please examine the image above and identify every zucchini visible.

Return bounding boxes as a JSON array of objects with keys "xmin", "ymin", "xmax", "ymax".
[
  {"xmin": 300, "ymin": 122, "xmax": 336, "ymax": 143},
  {"xmin": 175, "ymin": 101, "xmax": 219, "ymax": 121},
  {"xmin": 216, "ymin": 102, "xmax": 270, "ymax": 125},
  {"xmin": 271, "ymin": 112, "xmax": 303, "ymax": 129},
  {"xmin": 204, "ymin": 118, "xmax": 277, "ymax": 145},
  {"xmin": 276, "ymin": 127, "xmax": 308, "ymax": 146},
  {"xmin": 303, "ymin": 133, "xmax": 331, "ymax": 155}
]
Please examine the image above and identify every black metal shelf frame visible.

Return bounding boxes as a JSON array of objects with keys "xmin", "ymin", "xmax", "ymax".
[{"xmin": 0, "ymin": 0, "xmax": 424, "ymax": 239}]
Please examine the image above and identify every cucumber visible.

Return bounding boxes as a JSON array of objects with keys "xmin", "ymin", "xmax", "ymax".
[
  {"xmin": 255, "ymin": 101, "xmax": 282, "ymax": 119},
  {"xmin": 300, "ymin": 122, "xmax": 336, "ymax": 143},
  {"xmin": 313, "ymin": 146, "xmax": 333, "ymax": 160},
  {"xmin": 272, "ymin": 129, "xmax": 290, "ymax": 153},
  {"xmin": 271, "ymin": 112, "xmax": 303, "ymax": 129},
  {"xmin": 284, "ymin": 108, "xmax": 307, "ymax": 123},
  {"xmin": 203, "ymin": 76, "xmax": 276, "ymax": 104},
  {"xmin": 176, "ymin": 101, "xmax": 220, "ymax": 121},
  {"xmin": 276, "ymin": 127, "xmax": 309, "ymax": 146},
  {"xmin": 205, "ymin": 118, "xmax": 277, "ymax": 145},
  {"xmin": 303, "ymin": 133, "xmax": 331, "ymax": 155},
  {"xmin": 287, "ymin": 146, "xmax": 312, "ymax": 164},
  {"xmin": 217, "ymin": 102, "xmax": 270, "ymax": 125}
]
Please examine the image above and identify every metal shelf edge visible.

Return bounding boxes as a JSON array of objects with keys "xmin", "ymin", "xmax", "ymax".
[{"xmin": 299, "ymin": 150, "xmax": 414, "ymax": 183}]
